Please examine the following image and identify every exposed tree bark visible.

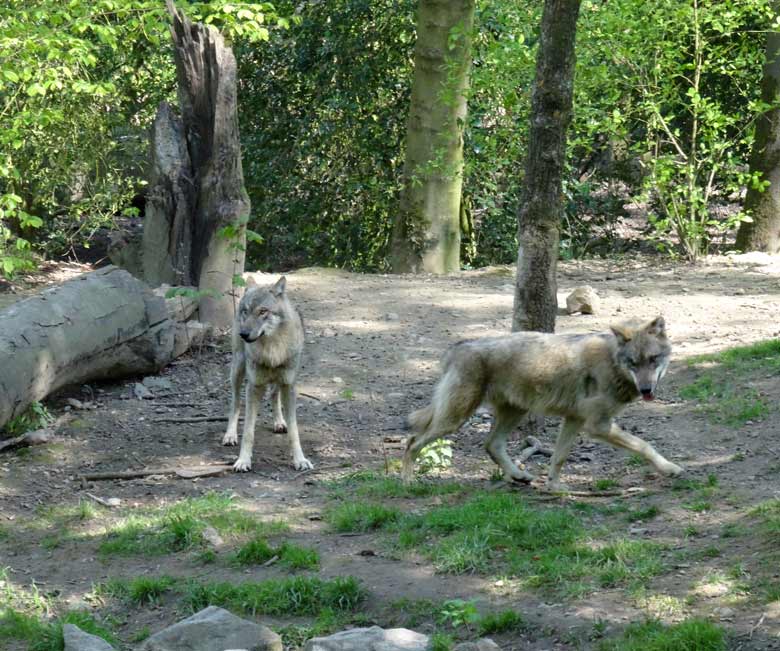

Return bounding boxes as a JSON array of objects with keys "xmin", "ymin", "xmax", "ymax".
[
  {"xmin": 390, "ymin": 0, "xmax": 475, "ymax": 274},
  {"xmin": 0, "ymin": 267, "xmax": 207, "ymax": 430},
  {"xmin": 512, "ymin": 0, "xmax": 581, "ymax": 333},
  {"xmin": 736, "ymin": 22, "xmax": 780, "ymax": 253},
  {"xmin": 136, "ymin": 1, "xmax": 250, "ymax": 329}
]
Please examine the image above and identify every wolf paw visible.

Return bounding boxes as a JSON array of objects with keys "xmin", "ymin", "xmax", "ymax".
[
  {"xmin": 660, "ymin": 461, "xmax": 684, "ymax": 477},
  {"xmin": 273, "ymin": 421, "xmax": 288, "ymax": 433},
  {"xmin": 292, "ymin": 456, "xmax": 313, "ymax": 471},
  {"xmin": 508, "ymin": 469, "xmax": 534, "ymax": 484},
  {"xmin": 233, "ymin": 457, "xmax": 252, "ymax": 472},
  {"xmin": 546, "ymin": 480, "xmax": 571, "ymax": 493},
  {"xmin": 222, "ymin": 432, "xmax": 238, "ymax": 446}
]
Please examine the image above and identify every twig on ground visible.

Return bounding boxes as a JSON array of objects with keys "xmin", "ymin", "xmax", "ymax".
[
  {"xmin": 0, "ymin": 414, "xmax": 72, "ymax": 453},
  {"xmin": 299, "ymin": 392, "xmax": 322, "ymax": 401},
  {"xmin": 152, "ymin": 416, "xmax": 228, "ymax": 423},
  {"xmin": 78, "ymin": 464, "xmax": 232, "ymax": 482}
]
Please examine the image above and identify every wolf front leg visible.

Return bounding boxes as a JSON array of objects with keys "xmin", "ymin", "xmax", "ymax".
[
  {"xmin": 281, "ymin": 384, "xmax": 312, "ymax": 470},
  {"xmin": 234, "ymin": 383, "xmax": 264, "ymax": 472},
  {"xmin": 591, "ymin": 422, "xmax": 683, "ymax": 476},
  {"xmin": 222, "ymin": 352, "xmax": 245, "ymax": 446}
]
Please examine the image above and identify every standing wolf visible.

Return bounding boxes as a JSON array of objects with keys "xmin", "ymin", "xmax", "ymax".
[
  {"xmin": 402, "ymin": 316, "xmax": 681, "ymax": 489},
  {"xmin": 222, "ymin": 276, "xmax": 313, "ymax": 472}
]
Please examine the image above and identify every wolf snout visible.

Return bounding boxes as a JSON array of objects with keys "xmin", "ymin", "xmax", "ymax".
[
  {"xmin": 640, "ymin": 387, "xmax": 655, "ymax": 401},
  {"xmin": 239, "ymin": 330, "xmax": 252, "ymax": 342}
]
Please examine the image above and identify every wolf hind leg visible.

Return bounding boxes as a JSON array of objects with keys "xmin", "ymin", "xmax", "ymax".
[
  {"xmin": 402, "ymin": 372, "xmax": 483, "ymax": 484},
  {"xmin": 485, "ymin": 404, "xmax": 533, "ymax": 484},
  {"xmin": 546, "ymin": 417, "xmax": 583, "ymax": 491},
  {"xmin": 222, "ymin": 352, "xmax": 245, "ymax": 446}
]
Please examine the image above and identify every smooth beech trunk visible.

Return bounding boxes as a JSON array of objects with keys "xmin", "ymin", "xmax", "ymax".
[{"xmin": 390, "ymin": 0, "xmax": 475, "ymax": 274}]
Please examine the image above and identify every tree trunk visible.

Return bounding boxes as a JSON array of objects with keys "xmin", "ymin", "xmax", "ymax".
[
  {"xmin": 736, "ymin": 24, "xmax": 780, "ymax": 253},
  {"xmin": 0, "ymin": 267, "xmax": 207, "ymax": 430},
  {"xmin": 512, "ymin": 0, "xmax": 581, "ymax": 333},
  {"xmin": 138, "ymin": 1, "xmax": 250, "ymax": 329},
  {"xmin": 390, "ymin": 0, "xmax": 475, "ymax": 274}
]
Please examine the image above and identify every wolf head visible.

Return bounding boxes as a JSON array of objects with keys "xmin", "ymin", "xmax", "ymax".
[
  {"xmin": 611, "ymin": 316, "xmax": 671, "ymax": 402},
  {"xmin": 236, "ymin": 276, "xmax": 289, "ymax": 343}
]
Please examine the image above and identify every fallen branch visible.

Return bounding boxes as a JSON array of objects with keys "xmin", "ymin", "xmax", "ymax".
[
  {"xmin": 79, "ymin": 464, "xmax": 232, "ymax": 482},
  {"xmin": 152, "ymin": 416, "xmax": 228, "ymax": 423},
  {"xmin": 85, "ymin": 493, "xmax": 121, "ymax": 507},
  {"xmin": 515, "ymin": 435, "xmax": 554, "ymax": 464}
]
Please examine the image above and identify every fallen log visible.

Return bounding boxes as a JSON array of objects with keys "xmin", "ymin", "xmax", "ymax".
[
  {"xmin": 0, "ymin": 266, "xmax": 209, "ymax": 430},
  {"xmin": 79, "ymin": 464, "xmax": 232, "ymax": 482}
]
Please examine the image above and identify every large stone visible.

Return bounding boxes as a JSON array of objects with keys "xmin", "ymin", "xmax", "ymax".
[
  {"xmin": 140, "ymin": 606, "xmax": 282, "ymax": 651},
  {"xmin": 303, "ymin": 626, "xmax": 429, "ymax": 651},
  {"xmin": 62, "ymin": 624, "xmax": 116, "ymax": 651},
  {"xmin": 565, "ymin": 285, "xmax": 600, "ymax": 315},
  {"xmin": 454, "ymin": 639, "xmax": 501, "ymax": 651}
]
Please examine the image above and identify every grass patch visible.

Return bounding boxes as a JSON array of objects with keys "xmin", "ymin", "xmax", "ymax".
[
  {"xmin": 327, "ymin": 471, "xmax": 464, "ymax": 499},
  {"xmin": 101, "ymin": 576, "xmax": 176, "ymax": 606},
  {"xmin": 233, "ymin": 538, "xmax": 319, "ymax": 570},
  {"xmin": 680, "ymin": 339, "xmax": 780, "ymax": 427},
  {"xmin": 430, "ymin": 632, "xmax": 455, "ymax": 651},
  {"xmin": 594, "ymin": 478, "xmax": 620, "ymax": 491},
  {"xmin": 99, "ymin": 492, "xmax": 287, "ymax": 556},
  {"xmin": 478, "ymin": 609, "xmax": 525, "ymax": 635},
  {"xmin": 627, "ymin": 505, "xmax": 660, "ymax": 522},
  {"xmin": 326, "ymin": 502, "xmax": 400, "ymax": 532},
  {"xmin": 390, "ymin": 492, "xmax": 667, "ymax": 595},
  {"xmin": 599, "ymin": 618, "xmax": 725, "ymax": 651},
  {"xmin": 183, "ymin": 575, "xmax": 364, "ymax": 616}
]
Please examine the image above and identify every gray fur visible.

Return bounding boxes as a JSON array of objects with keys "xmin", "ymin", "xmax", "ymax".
[
  {"xmin": 222, "ymin": 276, "xmax": 312, "ymax": 472},
  {"xmin": 402, "ymin": 316, "xmax": 681, "ymax": 489}
]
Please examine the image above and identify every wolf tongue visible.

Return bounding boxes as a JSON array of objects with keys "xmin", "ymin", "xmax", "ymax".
[{"xmin": 642, "ymin": 393, "xmax": 655, "ymax": 402}]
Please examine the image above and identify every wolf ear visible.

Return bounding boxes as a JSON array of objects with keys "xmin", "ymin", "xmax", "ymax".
[
  {"xmin": 646, "ymin": 316, "xmax": 666, "ymax": 337},
  {"xmin": 271, "ymin": 276, "xmax": 286, "ymax": 297},
  {"xmin": 610, "ymin": 324, "xmax": 633, "ymax": 346},
  {"xmin": 245, "ymin": 275, "xmax": 258, "ymax": 288}
]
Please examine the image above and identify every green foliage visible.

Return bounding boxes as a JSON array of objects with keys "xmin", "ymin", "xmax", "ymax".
[
  {"xmin": 233, "ymin": 537, "xmax": 320, "ymax": 569},
  {"xmin": 430, "ymin": 632, "xmax": 455, "ymax": 651},
  {"xmin": 2, "ymin": 402, "xmax": 52, "ymax": 437},
  {"xmin": 0, "ymin": 0, "xmax": 284, "ymax": 276},
  {"xmin": 417, "ymin": 439, "xmax": 454, "ymax": 475},
  {"xmin": 599, "ymin": 618, "xmax": 725, "ymax": 651},
  {"xmin": 102, "ymin": 576, "xmax": 176, "ymax": 606},
  {"xmin": 0, "ymin": 608, "xmax": 117, "ymax": 651},
  {"xmin": 438, "ymin": 599, "xmax": 480, "ymax": 629}
]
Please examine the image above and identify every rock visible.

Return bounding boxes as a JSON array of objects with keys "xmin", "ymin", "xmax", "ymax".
[
  {"xmin": 63, "ymin": 624, "xmax": 116, "ymax": 651},
  {"xmin": 565, "ymin": 286, "xmax": 600, "ymax": 315},
  {"xmin": 454, "ymin": 640, "xmax": 501, "ymax": 651},
  {"xmin": 140, "ymin": 606, "xmax": 282, "ymax": 651},
  {"xmin": 384, "ymin": 312, "xmax": 400, "ymax": 321},
  {"xmin": 133, "ymin": 382, "xmax": 153, "ymax": 400},
  {"xmin": 303, "ymin": 626, "xmax": 428, "ymax": 651},
  {"xmin": 142, "ymin": 376, "xmax": 174, "ymax": 391},
  {"xmin": 202, "ymin": 525, "xmax": 224, "ymax": 548}
]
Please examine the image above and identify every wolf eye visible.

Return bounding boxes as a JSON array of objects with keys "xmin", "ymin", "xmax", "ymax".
[
  {"xmin": 257, "ymin": 307, "xmax": 269, "ymax": 316},
  {"xmin": 648, "ymin": 355, "xmax": 659, "ymax": 365}
]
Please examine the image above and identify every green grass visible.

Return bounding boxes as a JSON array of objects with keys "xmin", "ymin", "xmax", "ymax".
[
  {"xmin": 478, "ymin": 609, "xmax": 525, "ymax": 635},
  {"xmin": 627, "ymin": 505, "xmax": 660, "ymax": 522},
  {"xmin": 0, "ymin": 609, "xmax": 117, "ymax": 651},
  {"xmin": 183, "ymin": 575, "xmax": 365, "ymax": 616},
  {"xmin": 101, "ymin": 576, "xmax": 176, "ymax": 605},
  {"xmin": 233, "ymin": 537, "xmax": 320, "ymax": 570},
  {"xmin": 599, "ymin": 618, "xmax": 725, "ymax": 651},
  {"xmin": 98, "ymin": 492, "xmax": 288, "ymax": 556},
  {"xmin": 326, "ymin": 502, "xmax": 401, "ymax": 532},
  {"xmin": 430, "ymin": 632, "xmax": 455, "ymax": 651},
  {"xmin": 327, "ymin": 471, "xmax": 464, "ymax": 499},
  {"xmin": 389, "ymin": 492, "xmax": 667, "ymax": 595},
  {"xmin": 594, "ymin": 478, "xmax": 620, "ymax": 491},
  {"xmin": 680, "ymin": 339, "xmax": 780, "ymax": 427},
  {"xmin": 750, "ymin": 498, "xmax": 780, "ymax": 540}
]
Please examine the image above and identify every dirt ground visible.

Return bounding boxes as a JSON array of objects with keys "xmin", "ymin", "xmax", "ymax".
[{"xmin": 3, "ymin": 254, "xmax": 780, "ymax": 649}]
